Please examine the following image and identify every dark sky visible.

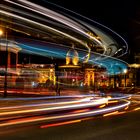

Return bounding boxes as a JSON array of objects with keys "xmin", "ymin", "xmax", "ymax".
[
  {"xmin": 45, "ymin": 0, "xmax": 139, "ymax": 37},
  {"xmin": 30, "ymin": 0, "xmax": 140, "ymax": 63}
]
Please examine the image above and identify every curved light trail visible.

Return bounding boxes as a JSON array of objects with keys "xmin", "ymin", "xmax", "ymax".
[
  {"xmin": 0, "ymin": 98, "xmax": 108, "ymax": 116},
  {"xmin": 0, "ymin": 0, "xmax": 129, "ymax": 76},
  {"xmin": 0, "ymin": 0, "xmax": 137, "ymax": 131},
  {"xmin": 0, "ymin": 99, "xmax": 130, "ymax": 127},
  {"xmin": 0, "ymin": 93, "xmax": 131, "ymax": 128}
]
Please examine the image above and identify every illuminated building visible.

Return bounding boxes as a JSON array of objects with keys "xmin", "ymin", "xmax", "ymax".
[
  {"xmin": 59, "ymin": 47, "xmax": 82, "ymax": 87},
  {"xmin": 17, "ymin": 64, "xmax": 55, "ymax": 88},
  {"xmin": 128, "ymin": 63, "xmax": 140, "ymax": 87},
  {"xmin": 59, "ymin": 46, "xmax": 95, "ymax": 88},
  {"xmin": 0, "ymin": 41, "xmax": 21, "ymax": 87},
  {"xmin": 0, "ymin": 41, "xmax": 21, "ymax": 69},
  {"xmin": 84, "ymin": 68, "xmax": 94, "ymax": 87}
]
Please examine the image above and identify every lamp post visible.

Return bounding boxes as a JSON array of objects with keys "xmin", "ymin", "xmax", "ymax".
[
  {"xmin": 0, "ymin": 29, "xmax": 3, "ymax": 51},
  {"xmin": 113, "ymin": 72, "xmax": 116, "ymax": 89},
  {"xmin": 4, "ymin": 30, "xmax": 8, "ymax": 97},
  {"xmin": 55, "ymin": 63, "xmax": 60, "ymax": 95},
  {"xmin": 0, "ymin": 30, "xmax": 3, "ymax": 36},
  {"xmin": 0, "ymin": 29, "xmax": 7, "ymax": 97},
  {"xmin": 1, "ymin": 29, "xmax": 8, "ymax": 97},
  {"xmin": 123, "ymin": 69, "xmax": 127, "ymax": 88}
]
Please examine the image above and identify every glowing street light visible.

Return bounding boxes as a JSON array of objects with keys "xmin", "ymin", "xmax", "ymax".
[
  {"xmin": 0, "ymin": 29, "xmax": 7, "ymax": 97},
  {"xmin": 123, "ymin": 69, "xmax": 128, "ymax": 88},
  {"xmin": 0, "ymin": 28, "xmax": 8, "ymax": 97},
  {"xmin": 123, "ymin": 69, "xmax": 127, "ymax": 74},
  {"xmin": 0, "ymin": 30, "xmax": 3, "ymax": 36}
]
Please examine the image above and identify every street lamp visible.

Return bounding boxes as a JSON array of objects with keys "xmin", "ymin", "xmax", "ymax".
[
  {"xmin": 0, "ymin": 30, "xmax": 3, "ymax": 36},
  {"xmin": 54, "ymin": 63, "xmax": 60, "ymax": 96},
  {"xmin": 123, "ymin": 69, "xmax": 127, "ymax": 88},
  {"xmin": 0, "ymin": 29, "xmax": 7, "ymax": 97},
  {"xmin": 0, "ymin": 29, "xmax": 8, "ymax": 97}
]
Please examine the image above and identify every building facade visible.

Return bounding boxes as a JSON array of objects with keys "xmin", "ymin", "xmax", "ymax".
[{"xmin": 0, "ymin": 41, "xmax": 21, "ymax": 87}]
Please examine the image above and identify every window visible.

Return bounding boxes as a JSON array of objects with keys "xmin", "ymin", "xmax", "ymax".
[
  {"xmin": 0, "ymin": 51, "xmax": 6, "ymax": 66},
  {"xmin": 10, "ymin": 52, "xmax": 16, "ymax": 68}
]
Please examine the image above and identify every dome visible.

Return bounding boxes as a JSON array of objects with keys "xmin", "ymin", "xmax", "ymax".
[{"xmin": 66, "ymin": 48, "xmax": 79, "ymax": 65}]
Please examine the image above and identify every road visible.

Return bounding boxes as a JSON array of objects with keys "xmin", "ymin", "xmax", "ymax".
[
  {"xmin": 0, "ymin": 104, "xmax": 140, "ymax": 140},
  {"xmin": 0, "ymin": 93, "xmax": 138, "ymax": 140}
]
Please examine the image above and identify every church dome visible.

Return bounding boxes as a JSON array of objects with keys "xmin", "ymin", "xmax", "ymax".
[{"xmin": 66, "ymin": 47, "xmax": 79, "ymax": 65}]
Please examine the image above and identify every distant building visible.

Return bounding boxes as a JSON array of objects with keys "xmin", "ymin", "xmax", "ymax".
[
  {"xmin": 129, "ymin": 63, "xmax": 140, "ymax": 87},
  {"xmin": 17, "ymin": 64, "xmax": 55, "ymax": 88},
  {"xmin": 0, "ymin": 41, "xmax": 21, "ymax": 87},
  {"xmin": 58, "ymin": 47, "xmax": 95, "ymax": 88}
]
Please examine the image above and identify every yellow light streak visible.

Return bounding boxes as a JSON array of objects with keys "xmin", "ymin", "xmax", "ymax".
[
  {"xmin": 108, "ymin": 100, "xmax": 118, "ymax": 104},
  {"xmin": 107, "ymin": 96, "xmax": 112, "ymax": 99},
  {"xmin": 133, "ymin": 107, "xmax": 140, "ymax": 111},
  {"xmin": 124, "ymin": 106, "xmax": 129, "ymax": 110},
  {"xmin": 99, "ymin": 104, "xmax": 106, "ymax": 108},
  {"xmin": 103, "ymin": 111, "xmax": 119, "ymax": 117}
]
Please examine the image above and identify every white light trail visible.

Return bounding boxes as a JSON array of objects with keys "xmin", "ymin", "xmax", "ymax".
[
  {"xmin": 0, "ymin": 98, "xmax": 108, "ymax": 116},
  {"xmin": 0, "ymin": 100, "xmax": 130, "ymax": 127}
]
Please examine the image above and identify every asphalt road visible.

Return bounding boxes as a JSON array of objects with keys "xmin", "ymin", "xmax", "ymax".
[{"xmin": 0, "ymin": 106, "xmax": 140, "ymax": 140}]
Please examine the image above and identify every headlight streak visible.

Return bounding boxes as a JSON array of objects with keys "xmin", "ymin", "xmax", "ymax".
[
  {"xmin": 0, "ymin": 100, "xmax": 130, "ymax": 127},
  {"xmin": 0, "ymin": 92, "xmax": 131, "ymax": 127},
  {"xmin": 0, "ymin": 93, "xmax": 130, "ymax": 101},
  {"xmin": 103, "ymin": 111, "xmax": 119, "ymax": 117},
  {"xmin": 99, "ymin": 104, "xmax": 106, "ymax": 108},
  {"xmin": 0, "ymin": 97, "xmax": 93, "ymax": 110},
  {"xmin": 0, "ymin": 23, "xmax": 31, "ymax": 36},
  {"xmin": 4, "ymin": 0, "xmax": 102, "ymax": 45},
  {"xmin": 0, "ymin": 98, "xmax": 108, "ymax": 116},
  {"xmin": 0, "ymin": 94, "xmax": 131, "ymax": 121},
  {"xmin": 124, "ymin": 106, "xmax": 129, "ymax": 110},
  {"xmin": 46, "ymin": 0, "xmax": 128, "ymax": 57},
  {"xmin": 0, "ymin": 10, "xmax": 88, "ymax": 47},
  {"xmin": 2, "ymin": 0, "xmax": 126, "ymax": 57},
  {"xmin": 0, "ymin": 95, "xmax": 97, "ymax": 101},
  {"xmin": 1, "ymin": 1, "xmax": 92, "ymax": 61},
  {"xmin": 108, "ymin": 94, "xmax": 132, "ymax": 101},
  {"xmin": 1, "ymin": 0, "xmax": 129, "ymax": 76},
  {"xmin": 133, "ymin": 107, "xmax": 140, "ymax": 111}
]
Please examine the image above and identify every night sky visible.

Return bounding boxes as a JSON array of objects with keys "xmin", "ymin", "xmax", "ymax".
[{"xmin": 27, "ymin": 0, "xmax": 140, "ymax": 63}]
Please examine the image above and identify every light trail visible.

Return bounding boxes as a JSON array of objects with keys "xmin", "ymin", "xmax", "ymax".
[
  {"xmin": 4, "ymin": 0, "xmax": 102, "ymax": 45},
  {"xmin": 40, "ymin": 119, "xmax": 81, "ymax": 128},
  {"xmin": 133, "ymin": 107, "xmax": 140, "ymax": 111},
  {"xmin": 0, "ymin": 92, "xmax": 132, "ymax": 127},
  {"xmin": 46, "ymin": 0, "xmax": 129, "ymax": 57},
  {"xmin": 0, "ymin": 93, "xmax": 131, "ymax": 101},
  {"xmin": 0, "ymin": 98, "xmax": 108, "ymax": 116},
  {"xmin": 0, "ymin": 0, "xmax": 136, "ymax": 131},
  {"xmin": 0, "ymin": 9, "xmax": 87, "ymax": 47},
  {"xmin": 108, "ymin": 94, "xmax": 132, "ymax": 101},
  {"xmin": 1, "ymin": 0, "xmax": 129, "ymax": 75},
  {"xmin": 0, "ymin": 100, "xmax": 130, "ymax": 127},
  {"xmin": 0, "ymin": 97, "xmax": 93, "ymax": 110},
  {"xmin": 103, "ymin": 111, "xmax": 119, "ymax": 117}
]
